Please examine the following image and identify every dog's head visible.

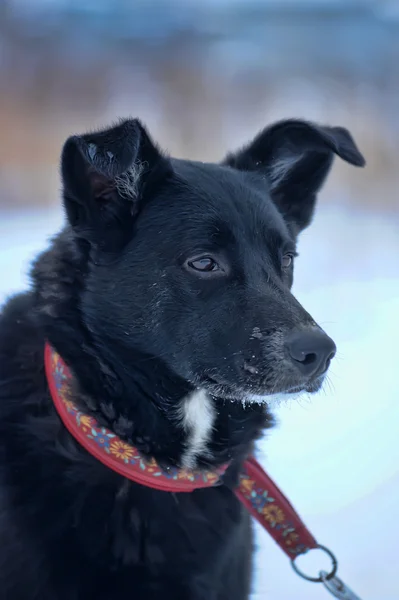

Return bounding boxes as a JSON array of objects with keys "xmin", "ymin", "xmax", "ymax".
[{"xmin": 61, "ymin": 118, "xmax": 364, "ymax": 407}]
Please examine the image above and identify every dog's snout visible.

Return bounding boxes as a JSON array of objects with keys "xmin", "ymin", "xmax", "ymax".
[{"xmin": 285, "ymin": 329, "xmax": 336, "ymax": 378}]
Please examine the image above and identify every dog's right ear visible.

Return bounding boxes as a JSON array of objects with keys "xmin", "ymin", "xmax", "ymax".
[
  {"xmin": 223, "ymin": 119, "xmax": 365, "ymax": 234},
  {"xmin": 61, "ymin": 119, "xmax": 171, "ymax": 249}
]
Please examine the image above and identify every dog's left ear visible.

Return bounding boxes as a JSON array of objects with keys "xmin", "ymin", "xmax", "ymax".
[
  {"xmin": 61, "ymin": 119, "xmax": 171, "ymax": 249},
  {"xmin": 223, "ymin": 119, "xmax": 365, "ymax": 232}
]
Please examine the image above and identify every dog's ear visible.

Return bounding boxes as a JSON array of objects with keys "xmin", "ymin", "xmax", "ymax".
[
  {"xmin": 61, "ymin": 119, "xmax": 171, "ymax": 248},
  {"xmin": 223, "ymin": 119, "xmax": 365, "ymax": 232}
]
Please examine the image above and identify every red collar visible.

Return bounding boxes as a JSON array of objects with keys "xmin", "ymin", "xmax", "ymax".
[
  {"xmin": 44, "ymin": 342, "xmax": 228, "ymax": 493},
  {"xmin": 44, "ymin": 342, "xmax": 318, "ymax": 560}
]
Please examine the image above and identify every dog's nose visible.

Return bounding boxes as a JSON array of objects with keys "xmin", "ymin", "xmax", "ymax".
[{"xmin": 285, "ymin": 329, "xmax": 336, "ymax": 378}]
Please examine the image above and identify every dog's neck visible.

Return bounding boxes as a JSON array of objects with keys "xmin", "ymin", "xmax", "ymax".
[
  {"xmin": 32, "ymin": 231, "xmax": 272, "ymax": 471},
  {"xmin": 53, "ymin": 336, "xmax": 271, "ymax": 471}
]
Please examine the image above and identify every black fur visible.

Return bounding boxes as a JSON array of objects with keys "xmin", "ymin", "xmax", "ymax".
[{"xmin": 0, "ymin": 118, "xmax": 364, "ymax": 599}]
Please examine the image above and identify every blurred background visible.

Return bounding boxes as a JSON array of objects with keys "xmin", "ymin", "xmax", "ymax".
[{"xmin": 0, "ymin": 1, "xmax": 398, "ymax": 598}]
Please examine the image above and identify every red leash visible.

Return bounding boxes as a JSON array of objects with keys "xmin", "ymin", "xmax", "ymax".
[
  {"xmin": 45, "ymin": 342, "xmax": 361, "ymax": 599},
  {"xmin": 235, "ymin": 455, "xmax": 317, "ymax": 558}
]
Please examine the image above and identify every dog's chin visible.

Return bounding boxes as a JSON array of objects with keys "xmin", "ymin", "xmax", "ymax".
[{"xmin": 200, "ymin": 375, "xmax": 325, "ymax": 407}]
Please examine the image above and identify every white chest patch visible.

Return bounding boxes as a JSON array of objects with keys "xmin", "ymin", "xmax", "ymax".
[{"xmin": 179, "ymin": 389, "xmax": 215, "ymax": 469}]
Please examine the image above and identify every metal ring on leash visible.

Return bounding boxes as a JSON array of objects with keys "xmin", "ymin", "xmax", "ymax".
[{"xmin": 291, "ymin": 544, "xmax": 338, "ymax": 583}]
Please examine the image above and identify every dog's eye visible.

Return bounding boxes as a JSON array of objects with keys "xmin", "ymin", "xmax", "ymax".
[
  {"xmin": 188, "ymin": 257, "xmax": 219, "ymax": 272},
  {"xmin": 282, "ymin": 254, "xmax": 293, "ymax": 269}
]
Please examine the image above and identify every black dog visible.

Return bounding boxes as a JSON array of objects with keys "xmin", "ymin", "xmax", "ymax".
[{"xmin": 0, "ymin": 118, "xmax": 364, "ymax": 599}]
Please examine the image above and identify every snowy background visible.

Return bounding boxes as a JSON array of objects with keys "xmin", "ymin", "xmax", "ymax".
[
  {"xmin": 253, "ymin": 205, "xmax": 399, "ymax": 600},
  {"xmin": 1, "ymin": 1, "xmax": 399, "ymax": 598}
]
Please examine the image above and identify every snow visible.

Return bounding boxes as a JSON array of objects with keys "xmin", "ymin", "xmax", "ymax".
[{"xmin": 0, "ymin": 204, "xmax": 398, "ymax": 599}]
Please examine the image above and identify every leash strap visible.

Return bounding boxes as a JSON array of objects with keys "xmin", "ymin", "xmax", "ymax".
[
  {"xmin": 236, "ymin": 455, "xmax": 317, "ymax": 558},
  {"xmin": 237, "ymin": 456, "xmax": 363, "ymax": 599}
]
